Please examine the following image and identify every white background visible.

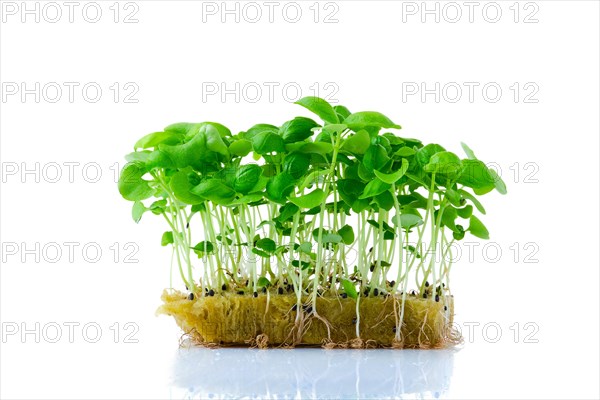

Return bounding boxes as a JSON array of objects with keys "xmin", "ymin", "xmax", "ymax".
[{"xmin": 1, "ymin": 1, "xmax": 599, "ymax": 399}]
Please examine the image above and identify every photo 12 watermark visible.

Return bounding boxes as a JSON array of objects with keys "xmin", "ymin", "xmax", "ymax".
[
  {"xmin": 1, "ymin": 82, "xmax": 140, "ymax": 104},
  {"xmin": 1, "ymin": 161, "xmax": 123, "ymax": 184},
  {"xmin": 2, "ymin": 321, "xmax": 140, "ymax": 343},
  {"xmin": 201, "ymin": 81, "xmax": 340, "ymax": 103},
  {"xmin": 1, "ymin": 1, "xmax": 140, "ymax": 23},
  {"xmin": 200, "ymin": 1, "xmax": 340, "ymax": 24},
  {"xmin": 1, "ymin": 241, "xmax": 141, "ymax": 264},
  {"xmin": 400, "ymin": 1, "xmax": 539, "ymax": 24},
  {"xmin": 401, "ymin": 82, "xmax": 540, "ymax": 104}
]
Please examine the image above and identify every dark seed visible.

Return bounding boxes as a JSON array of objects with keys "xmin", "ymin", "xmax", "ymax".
[
  {"xmin": 262, "ymin": 287, "xmax": 267, "ymax": 293},
  {"xmin": 291, "ymin": 304, "xmax": 298, "ymax": 311},
  {"xmin": 435, "ymin": 295, "xmax": 440, "ymax": 302},
  {"xmin": 205, "ymin": 287, "xmax": 208, "ymax": 292},
  {"xmin": 304, "ymin": 306, "xmax": 312, "ymax": 314},
  {"xmin": 237, "ymin": 290, "xmax": 244, "ymax": 295},
  {"xmin": 340, "ymin": 293, "xmax": 347, "ymax": 299},
  {"xmin": 392, "ymin": 326, "xmax": 396, "ymax": 333},
  {"xmin": 425, "ymin": 281, "xmax": 429, "ymax": 287},
  {"xmin": 370, "ymin": 264, "xmax": 374, "ymax": 272},
  {"xmin": 389, "ymin": 280, "xmax": 395, "ymax": 287},
  {"xmin": 373, "ymin": 288, "xmax": 379, "ymax": 296},
  {"xmin": 186, "ymin": 222, "xmax": 189, "ymax": 229},
  {"xmin": 278, "ymin": 287, "xmax": 284, "ymax": 295},
  {"xmin": 185, "ymin": 286, "xmax": 189, "ymax": 291},
  {"xmin": 352, "ymin": 317, "xmax": 357, "ymax": 324},
  {"xmin": 208, "ymin": 289, "xmax": 215, "ymax": 297},
  {"xmin": 444, "ymin": 306, "xmax": 448, "ymax": 311},
  {"xmin": 253, "ymin": 291, "xmax": 258, "ymax": 298},
  {"xmin": 221, "ymin": 284, "xmax": 227, "ymax": 291},
  {"xmin": 423, "ymin": 293, "xmax": 428, "ymax": 299},
  {"xmin": 187, "ymin": 293, "xmax": 195, "ymax": 300},
  {"xmin": 363, "ymin": 288, "xmax": 369, "ymax": 297}
]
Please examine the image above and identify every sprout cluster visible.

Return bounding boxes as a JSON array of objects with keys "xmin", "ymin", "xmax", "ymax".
[{"xmin": 118, "ymin": 97, "xmax": 505, "ymax": 337}]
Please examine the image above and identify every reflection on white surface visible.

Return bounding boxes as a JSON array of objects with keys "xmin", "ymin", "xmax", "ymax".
[{"xmin": 170, "ymin": 344, "xmax": 456, "ymax": 399}]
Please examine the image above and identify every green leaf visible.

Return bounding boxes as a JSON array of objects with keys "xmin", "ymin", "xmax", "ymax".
[
  {"xmin": 468, "ymin": 215, "xmax": 490, "ymax": 239},
  {"xmin": 337, "ymin": 225, "xmax": 355, "ymax": 245},
  {"xmin": 440, "ymin": 206, "xmax": 458, "ymax": 232},
  {"xmin": 160, "ymin": 130, "xmax": 215, "ymax": 169},
  {"xmin": 453, "ymin": 225, "xmax": 466, "ymax": 240},
  {"xmin": 229, "ymin": 139, "xmax": 253, "ymax": 157},
  {"xmin": 145, "ymin": 150, "xmax": 174, "ymax": 170},
  {"xmin": 341, "ymin": 278, "xmax": 358, "ymax": 299},
  {"xmin": 266, "ymin": 173, "xmax": 296, "ymax": 204},
  {"xmin": 149, "ymin": 199, "xmax": 167, "ymax": 215},
  {"xmin": 295, "ymin": 96, "xmax": 339, "ymax": 124},
  {"xmin": 457, "ymin": 205, "xmax": 473, "ymax": 219},
  {"xmin": 461, "ymin": 142, "xmax": 477, "ymax": 160},
  {"xmin": 125, "ymin": 150, "xmax": 151, "ymax": 163},
  {"xmin": 337, "ymin": 179, "xmax": 365, "ymax": 206},
  {"xmin": 190, "ymin": 179, "xmax": 236, "ymax": 205},
  {"xmin": 298, "ymin": 242, "xmax": 313, "ymax": 254},
  {"xmin": 373, "ymin": 159, "xmax": 409, "ymax": 184},
  {"xmin": 321, "ymin": 124, "xmax": 347, "ymax": 134},
  {"xmin": 333, "ymin": 105, "xmax": 351, "ymax": 121},
  {"xmin": 257, "ymin": 277, "xmax": 271, "ymax": 287},
  {"xmin": 341, "ymin": 130, "xmax": 370, "ymax": 155},
  {"xmin": 192, "ymin": 241, "xmax": 214, "ymax": 254},
  {"xmin": 392, "ymin": 213, "xmax": 424, "ymax": 229},
  {"xmin": 251, "ymin": 130, "xmax": 286, "ymax": 154},
  {"xmin": 244, "ymin": 124, "xmax": 279, "ymax": 139},
  {"xmin": 289, "ymin": 189, "xmax": 326, "ymax": 209},
  {"xmin": 161, "ymin": 231, "xmax": 174, "ymax": 246},
  {"xmin": 375, "ymin": 190, "xmax": 395, "ymax": 211},
  {"xmin": 256, "ymin": 238, "xmax": 277, "ymax": 253},
  {"xmin": 359, "ymin": 178, "xmax": 391, "ymax": 199},
  {"xmin": 395, "ymin": 147, "xmax": 416, "ymax": 157},
  {"xmin": 344, "ymin": 111, "xmax": 401, "ymax": 131},
  {"xmin": 298, "ymin": 142, "xmax": 333, "ymax": 155},
  {"xmin": 234, "ymin": 164, "xmax": 262, "ymax": 194},
  {"xmin": 132, "ymin": 201, "xmax": 146, "ymax": 223},
  {"xmin": 458, "ymin": 159, "xmax": 496, "ymax": 192},
  {"xmin": 363, "ymin": 144, "xmax": 390, "ymax": 172},
  {"xmin": 118, "ymin": 162, "xmax": 154, "ymax": 201},
  {"xmin": 229, "ymin": 193, "xmax": 265, "ymax": 206},
  {"xmin": 283, "ymin": 153, "xmax": 311, "ymax": 179},
  {"xmin": 277, "ymin": 202, "xmax": 300, "ymax": 222},
  {"xmin": 170, "ymin": 170, "xmax": 204, "ymax": 205},
  {"xmin": 164, "ymin": 122, "xmax": 201, "ymax": 136},
  {"xmin": 279, "ymin": 117, "xmax": 320, "ymax": 143},
  {"xmin": 200, "ymin": 121, "xmax": 231, "ymax": 138},
  {"xmin": 489, "ymin": 168, "xmax": 507, "ymax": 195},
  {"xmin": 134, "ymin": 131, "xmax": 182, "ymax": 150},
  {"xmin": 459, "ymin": 189, "xmax": 486, "ymax": 214},
  {"xmin": 424, "ymin": 151, "xmax": 463, "ymax": 177},
  {"xmin": 298, "ymin": 169, "xmax": 329, "ymax": 191},
  {"xmin": 312, "ymin": 228, "xmax": 342, "ymax": 244},
  {"xmin": 416, "ymin": 143, "xmax": 446, "ymax": 166}
]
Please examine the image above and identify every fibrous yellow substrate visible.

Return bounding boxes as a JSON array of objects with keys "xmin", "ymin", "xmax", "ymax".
[{"xmin": 158, "ymin": 290, "xmax": 457, "ymax": 349}]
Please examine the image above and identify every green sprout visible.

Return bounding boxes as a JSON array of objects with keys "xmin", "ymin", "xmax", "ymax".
[{"xmin": 118, "ymin": 96, "xmax": 506, "ymax": 340}]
